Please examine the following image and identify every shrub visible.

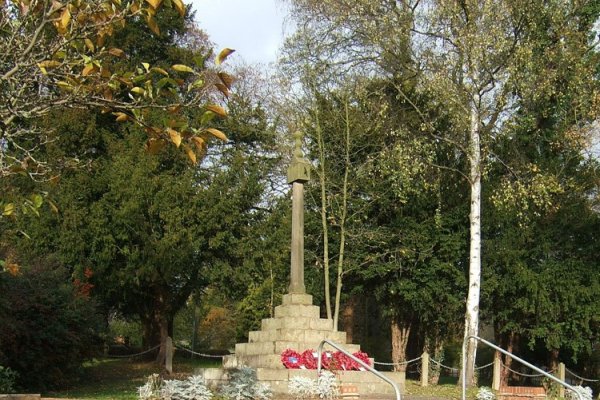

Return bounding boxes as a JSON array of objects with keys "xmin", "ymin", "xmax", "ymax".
[
  {"xmin": 287, "ymin": 371, "xmax": 340, "ymax": 400},
  {"xmin": 0, "ymin": 365, "xmax": 18, "ymax": 393},
  {"xmin": 138, "ymin": 374, "xmax": 213, "ymax": 400},
  {"xmin": 315, "ymin": 371, "xmax": 339, "ymax": 400},
  {"xmin": 288, "ymin": 376, "xmax": 317, "ymax": 400},
  {"xmin": 566, "ymin": 386, "xmax": 593, "ymax": 400},
  {"xmin": 476, "ymin": 387, "xmax": 495, "ymax": 400},
  {"xmin": 0, "ymin": 262, "xmax": 104, "ymax": 390},
  {"xmin": 220, "ymin": 366, "xmax": 271, "ymax": 400}
]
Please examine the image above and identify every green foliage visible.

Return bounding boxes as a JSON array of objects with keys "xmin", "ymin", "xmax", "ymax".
[
  {"xmin": 0, "ymin": 0, "xmax": 226, "ymax": 181},
  {"xmin": 0, "ymin": 365, "xmax": 18, "ymax": 394},
  {"xmin": 0, "ymin": 262, "xmax": 104, "ymax": 390},
  {"xmin": 108, "ymin": 315, "xmax": 144, "ymax": 348}
]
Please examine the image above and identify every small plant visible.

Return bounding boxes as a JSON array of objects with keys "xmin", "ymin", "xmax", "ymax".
[
  {"xmin": 476, "ymin": 386, "xmax": 495, "ymax": 400},
  {"xmin": 316, "ymin": 371, "xmax": 339, "ymax": 400},
  {"xmin": 220, "ymin": 366, "xmax": 271, "ymax": 400},
  {"xmin": 139, "ymin": 374, "xmax": 213, "ymax": 400},
  {"xmin": 0, "ymin": 366, "xmax": 18, "ymax": 394},
  {"xmin": 288, "ymin": 376, "xmax": 317, "ymax": 400},
  {"xmin": 566, "ymin": 386, "xmax": 593, "ymax": 400},
  {"xmin": 139, "ymin": 374, "xmax": 163, "ymax": 400}
]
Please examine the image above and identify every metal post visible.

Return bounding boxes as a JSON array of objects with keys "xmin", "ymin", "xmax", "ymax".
[
  {"xmin": 461, "ymin": 335, "xmax": 583, "ymax": 400},
  {"xmin": 317, "ymin": 339, "xmax": 401, "ymax": 400}
]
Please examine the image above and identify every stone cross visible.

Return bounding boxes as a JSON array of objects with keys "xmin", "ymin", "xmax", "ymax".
[{"xmin": 287, "ymin": 131, "xmax": 310, "ymax": 294}]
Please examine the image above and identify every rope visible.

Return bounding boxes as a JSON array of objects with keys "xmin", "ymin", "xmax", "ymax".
[
  {"xmin": 501, "ymin": 361, "xmax": 555, "ymax": 377},
  {"xmin": 475, "ymin": 361, "xmax": 494, "ymax": 370},
  {"xmin": 107, "ymin": 345, "xmax": 160, "ymax": 358},
  {"xmin": 565, "ymin": 368, "xmax": 599, "ymax": 383},
  {"xmin": 430, "ymin": 358, "xmax": 459, "ymax": 372},
  {"xmin": 175, "ymin": 346, "xmax": 230, "ymax": 358},
  {"xmin": 373, "ymin": 355, "xmax": 422, "ymax": 367}
]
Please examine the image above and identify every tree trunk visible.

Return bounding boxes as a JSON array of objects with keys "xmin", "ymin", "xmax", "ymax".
[
  {"xmin": 341, "ymin": 296, "xmax": 358, "ymax": 343},
  {"xmin": 429, "ymin": 338, "xmax": 444, "ymax": 385},
  {"xmin": 315, "ymin": 106, "xmax": 332, "ymax": 320},
  {"xmin": 155, "ymin": 313, "xmax": 169, "ymax": 368},
  {"xmin": 463, "ymin": 98, "xmax": 482, "ymax": 387},
  {"xmin": 391, "ymin": 315, "xmax": 411, "ymax": 373},
  {"xmin": 333, "ymin": 100, "xmax": 351, "ymax": 331},
  {"xmin": 141, "ymin": 312, "xmax": 160, "ymax": 352},
  {"xmin": 548, "ymin": 348, "xmax": 560, "ymax": 372},
  {"xmin": 500, "ymin": 332, "xmax": 518, "ymax": 386}
]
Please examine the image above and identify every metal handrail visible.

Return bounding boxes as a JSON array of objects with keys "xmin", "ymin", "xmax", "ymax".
[
  {"xmin": 317, "ymin": 339, "xmax": 401, "ymax": 400},
  {"xmin": 461, "ymin": 335, "xmax": 583, "ymax": 400}
]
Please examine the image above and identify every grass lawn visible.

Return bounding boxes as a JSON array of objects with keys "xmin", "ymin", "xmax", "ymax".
[
  {"xmin": 44, "ymin": 358, "xmax": 479, "ymax": 400},
  {"xmin": 404, "ymin": 378, "xmax": 480, "ymax": 399},
  {"xmin": 43, "ymin": 356, "xmax": 221, "ymax": 400}
]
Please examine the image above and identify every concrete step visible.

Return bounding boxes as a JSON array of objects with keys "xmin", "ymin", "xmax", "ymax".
[
  {"xmin": 235, "ymin": 341, "xmax": 361, "ymax": 358},
  {"xmin": 248, "ymin": 328, "xmax": 347, "ymax": 344},
  {"xmin": 281, "ymin": 293, "xmax": 314, "ymax": 305},
  {"xmin": 261, "ymin": 316, "xmax": 334, "ymax": 331},
  {"xmin": 274, "ymin": 303, "xmax": 320, "ymax": 318},
  {"xmin": 196, "ymin": 367, "xmax": 405, "ymax": 396}
]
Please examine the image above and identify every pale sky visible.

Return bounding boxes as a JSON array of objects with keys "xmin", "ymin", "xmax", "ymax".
[{"xmin": 189, "ymin": 0, "xmax": 290, "ymax": 65}]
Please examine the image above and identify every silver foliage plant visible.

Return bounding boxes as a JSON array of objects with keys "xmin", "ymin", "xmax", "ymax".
[
  {"xmin": 288, "ymin": 371, "xmax": 339, "ymax": 400},
  {"xmin": 288, "ymin": 376, "xmax": 318, "ymax": 400},
  {"xmin": 566, "ymin": 386, "xmax": 593, "ymax": 400},
  {"xmin": 219, "ymin": 366, "xmax": 272, "ymax": 400},
  {"xmin": 476, "ymin": 387, "xmax": 496, "ymax": 400},
  {"xmin": 316, "ymin": 371, "xmax": 339, "ymax": 400},
  {"xmin": 138, "ymin": 374, "xmax": 213, "ymax": 400}
]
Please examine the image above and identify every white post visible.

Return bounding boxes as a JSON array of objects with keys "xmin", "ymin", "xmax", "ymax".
[
  {"xmin": 421, "ymin": 352, "xmax": 429, "ymax": 387},
  {"xmin": 492, "ymin": 351, "xmax": 501, "ymax": 391},
  {"xmin": 557, "ymin": 363, "xmax": 566, "ymax": 398},
  {"xmin": 166, "ymin": 336, "xmax": 173, "ymax": 374}
]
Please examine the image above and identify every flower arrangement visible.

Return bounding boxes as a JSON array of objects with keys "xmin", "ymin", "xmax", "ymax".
[
  {"xmin": 301, "ymin": 350, "xmax": 318, "ymax": 369},
  {"xmin": 281, "ymin": 349, "xmax": 304, "ymax": 369},
  {"xmin": 352, "ymin": 351, "xmax": 371, "ymax": 370},
  {"xmin": 281, "ymin": 349, "xmax": 370, "ymax": 371}
]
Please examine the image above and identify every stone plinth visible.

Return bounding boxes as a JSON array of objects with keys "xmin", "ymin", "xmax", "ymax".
[
  {"xmin": 197, "ymin": 293, "xmax": 405, "ymax": 395},
  {"xmin": 197, "ymin": 367, "xmax": 405, "ymax": 396}
]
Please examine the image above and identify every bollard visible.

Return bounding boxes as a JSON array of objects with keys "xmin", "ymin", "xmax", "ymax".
[
  {"xmin": 492, "ymin": 351, "xmax": 501, "ymax": 391},
  {"xmin": 557, "ymin": 363, "xmax": 565, "ymax": 398},
  {"xmin": 166, "ymin": 336, "xmax": 174, "ymax": 374},
  {"xmin": 421, "ymin": 352, "xmax": 429, "ymax": 387}
]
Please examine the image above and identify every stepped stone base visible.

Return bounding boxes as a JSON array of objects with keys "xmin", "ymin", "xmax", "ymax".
[
  {"xmin": 209, "ymin": 292, "xmax": 405, "ymax": 395},
  {"xmin": 196, "ymin": 367, "xmax": 405, "ymax": 395}
]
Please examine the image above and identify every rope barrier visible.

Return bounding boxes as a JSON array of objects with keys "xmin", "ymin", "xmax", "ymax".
[
  {"xmin": 175, "ymin": 346, "xmax": 230, "ymax": 358},
  {"xmin": 106, "ymin": 345, "xmax": 160, "ymax": 358},
  {"xmin": 501, "ymin": 361, "xmax": 555, "ymax": 377},
  {"xmin": 565, "ymin": 368, "xmax": 599, "ymax": 383},
  {"xmin": 430, "ymin": 358, "xmax": 459, "ymax": 372},
  {"xmin": 373, "ymin": 355, "xmax": 422, "ymax": 367},
  {"xmin": 475, "ymin": 361, "xmax": 494, "ymax": 370}
]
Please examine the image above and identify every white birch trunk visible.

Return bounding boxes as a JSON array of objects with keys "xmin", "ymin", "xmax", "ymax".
[{"xmin": 464, "ymin": 98, "xmax": 482, "ymax": 387}]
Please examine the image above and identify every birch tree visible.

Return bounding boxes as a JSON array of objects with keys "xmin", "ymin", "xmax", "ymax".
[{"xmin": 284, "ymin": 0, "xmax": 600, "ymax": 385}]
